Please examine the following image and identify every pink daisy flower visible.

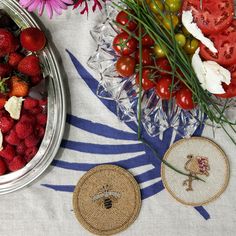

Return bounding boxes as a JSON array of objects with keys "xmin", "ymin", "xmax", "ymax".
[{"xmin": 19, "ymin": 0, "xmax": 74, "ymax": 19}]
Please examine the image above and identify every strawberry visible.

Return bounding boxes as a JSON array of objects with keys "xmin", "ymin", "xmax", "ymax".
[
  {"xmin": 39, "ymin": 98, "xmax": 47, "ymax": 107},
  {"xmin": 8, "ymin": 52, "xmax": 23, "ymax": 68},
  {"xmin": 28, "ymin": 106, "xmax": 42, "ymax": 114},
  {"xmin": 9, "ymin": 76, "xmax": 29, "ymax": 97},
  {"xmin": 8, "ymin": 155, "xmax": 26, "ymax": 172},
  {"xmin": 20, "ymin": 113, "xmax": 36, "ymax": 125},
  {"xmin": 15, "ymin": 121, "xmax": 33, "ymax": 139},
  {"xmin": 35, "ymin": 125, "xmax": 45, "ymax": 138},
  {"xmin": 0, "ymin": 144, "xmax": 15, "ymax": 161},
  {"xmin": 0, "ymin": 115, "xmax": 14, "ymax": 133},
  {"xmin": 0, "ymin": 159, "xmax": 7, "ymax": 175},
  {"xmin": 0, "ymin": 96, "xmax": 7, "ymax": 109},
  {"xmin": 0, "ymin": 29, "xmax": 19, "ymax": 57},
  {"xmin": 30, "ymin": 74, "xmax": 43, "ymax": 86},
  {"xmin": 0, "ymin": 63, "xmax": 12, "ymax": 78},
  {"xmin": 25, "ymin": 146, "xmax": 38, "ymax": 162},
  {"xmin": 36, "ymin": 113, "xmax": 47, "ymax": 126},
  {"xmin": 25, "ymin": 134, "xmax": 40, "ymax": 148},
  {"xmin": 23, "ymin": 97, "xmax": 39, "ymax": 110},
  {"xmin": 17, "ymin": 55, "xmax": 41, "ymax": 77},
  {"xmin": 16, "ymin": 142, "xmax": 26, "ymax": 155},
  {"xmin": 5, "ymin": 129, "xmax": 21, "ymax": 145}
]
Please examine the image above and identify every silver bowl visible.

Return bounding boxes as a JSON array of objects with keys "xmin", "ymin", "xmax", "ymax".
[{"xmin": 0, "ymin": 0, "xmax": 66, "ymax": 194}]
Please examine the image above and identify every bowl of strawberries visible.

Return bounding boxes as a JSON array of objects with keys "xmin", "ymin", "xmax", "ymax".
[{"xmin": 0, "ymin": 0, "xmax": 66, "ymax": 193}]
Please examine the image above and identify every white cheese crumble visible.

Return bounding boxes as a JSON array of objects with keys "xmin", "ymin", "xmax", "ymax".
[
  {"xmin": 0, "ymin": 130, "xmax": 3, "ymax": 151},
  {"xmin": 4, "ymin": 96, "xmax": 24, "ymax": 120},
  {"xmin": 192, "ymin": 48, "xmax": 231, "ymax": 94},
  {"xmin": 182, "ymin": 10, "xmax": 218, "ymax": 53}
]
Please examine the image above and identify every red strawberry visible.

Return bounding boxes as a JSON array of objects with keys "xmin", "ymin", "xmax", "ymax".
[
  {"xmin": 0, "ymin": 144, "xmax": 15, "ymax": 161},
  {"xmin": 8, "ymin": 155, "xmax": 26, "ymax": 172},
  {"xmin": 0, "ymin": 159, "xmax": 7, "ymax": 175},
  {"xmin": 30, "ymin": 74, "xmax": 43, "ymax": 86},
  {"xmin": 39, "ymin": 98, "xmax": 47, "ymax": 107},
  {"xmin": 0, "ymin": 63, "xmax": 12, "ymax": 78},
  {"xmin": 8, "ymin": 52, "xmax": 23, "ymax": 68},
  {"xmin": 29, "ymin": 106, "xmax": 42, "ymax": 114},
  {"xmin": 5, "ymin": 129, "xmax": 21, "ymax": 145},
  {"xmin": 23, "ymin": 97, "xmax": 39, "ymax": 110},
  {"xmin": 15, "ymin": 121, "xmax": 33, "ymax": 139},
  {"xmin": 25, "ymin": 134, "xmax": 40, "ymax": 148},
  {"xmin": 17, "ymin": 55, "xmax": 41, "ymax": 77},
  {"xmin": 36, "ymin": 113, "xmax": 47, "ymax": 126},
  {"xmin": 35, "ymin": 125, "xmax": 45, "ymax": 138},
  {"xmin": 0, "ymin": 29, "xmax": 19, "ymax": 57},
  {"xmin": 25, "ymin": 146, "xmax": 38, "ymax": 162},
  {"xmin": 0, "ymin": 96, "xmax": 7, "ymax": 109},
  {"xmin": 0, "ymin": 115, "xmax": 14, "ymax": 133},
  {"xmin": 16, "ymin": 142, "xmax": 26, "ymax": 155},
  {"xmin": 20, "ymin": 114, "xmax": 36, "ymax": 125}
]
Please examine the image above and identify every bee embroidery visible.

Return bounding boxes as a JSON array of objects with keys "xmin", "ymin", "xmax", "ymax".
[
  {"xmin": 92, "ymin": 184, "xmax": 121, "ymax": 209},
  {"xmin": 183, "ymin": 155, "xmax": 210, "ymax": 191}
]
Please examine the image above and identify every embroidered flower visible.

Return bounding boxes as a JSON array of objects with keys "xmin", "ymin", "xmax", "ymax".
[
  {"xmin": 73, "ymin": 0, "xmax": 105, "ymax": 15},
  {"xmin": 19, "ymin": 0, "xmax": 74, "ymax": 19}
]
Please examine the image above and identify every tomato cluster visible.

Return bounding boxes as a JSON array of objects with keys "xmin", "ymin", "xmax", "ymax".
[{"xmin": 113, "ymin": 9, "xmax": 195, "ymax": 110}]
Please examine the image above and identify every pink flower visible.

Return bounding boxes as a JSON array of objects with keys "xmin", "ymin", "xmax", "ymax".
[{"xmin": 19, "ymin": 0, "xmax": 74, "ymax": 19}]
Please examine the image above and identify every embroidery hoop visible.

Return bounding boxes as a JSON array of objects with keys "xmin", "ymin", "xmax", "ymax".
[{"xmin": 161, "ymin": 137, "xmax": 230, "ymax": 206}]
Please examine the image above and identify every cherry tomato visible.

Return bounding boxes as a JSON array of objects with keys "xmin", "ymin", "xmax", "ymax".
[
  {"xmin": 149, "ymin": 0, "xmax": 164, "ymax": 14},
  {"xmin": 113, "ymin": 32, "xmax": 138, "ymax": 56},
  {"xmin": 184, "ymin": 38, "xmax": 199, "ymax": 54},
  {"xmin": 182, "ymin": 0, "xmax": 234, "ymax": 35},
  {"xmin": 175, "ymin": 87, "xmax": 196, "ymax": 110},
  {"xmin": 116, "ymin": 56, "xmax": 136, "ymax": 77},
  {"xmin": 155, "ymin": 58, "xmax": 171, "ymax": 76},
  {"xmin": 136, "ymin": 28, "xmax": 155, "ymax": 46},
  {"xmin": 20, "ymin": 27, "xmax": 46, "ymax": 52},
  {"xmin": 135, "ymin": 68, "xmax": 156, "ymax": 91},
  {"xmin": 165, "ymin": 0, "xmax": 181, "ymax": 12},
  {"xmin": 162, "ymin": 15, "xmax": 179, "ymax": 31},
  {"xmin": 200, "ymin": 20, "xmax": 236, "ymax": 66},
  {"xmin": 175, "ymin": 33, "xmax": 186, "ymax": 47},
  {"xmin": 116, "ymin": 11, "xmax": 137, "ymax": 31},
  {"xmin": 155, "ymin": 77, "xmax": 176, "ymax": 100},
  {"xmin": 153, "ymin": 44, "xmax": 167, "ymax": 58},
  {"xmin": 135, "ymin": 47, "xmax": 153, "ymax": 66}
]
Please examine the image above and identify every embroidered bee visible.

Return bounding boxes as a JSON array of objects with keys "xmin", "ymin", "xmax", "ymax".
[
  {"xmin": 183, "ymin": 155, "xmax": 210, "ymax": 191},
  {"xmin": 92, "ymin": 184, "xmax": 121, "ymax": 209}
]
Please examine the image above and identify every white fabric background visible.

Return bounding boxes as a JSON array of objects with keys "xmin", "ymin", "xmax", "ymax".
[{"xmin": 0, "ymin": 3, "xmax": 236, "ymax": 236}]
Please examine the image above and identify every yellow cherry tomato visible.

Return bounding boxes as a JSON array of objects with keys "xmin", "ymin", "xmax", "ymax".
[
  {"xmin": 149, "ymin": 0, "xmax": 164, "ymax": 14},
  {"xmin": 175, "ymin": 33, "xmax": 186, "ymax": 47},
  {"xmin": 154, "ymin": 44, "xmax": 167, "ymax": 58},
  {"xmin": 162, "ymin": 15, "xmax": 179, "ymax": 30},
  {"xmin": 165, "ymin": 0, "xmax": 182, "ymax": 12},
  {"xmin": 182, "ymin": 26, "xmax": 191, "ymax": 36},
  {"xmin": 183, "ymin": 38, "xmax": 199, "ymax": 54}
]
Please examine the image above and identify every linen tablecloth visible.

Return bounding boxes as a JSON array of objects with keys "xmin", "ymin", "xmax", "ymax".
[{"xmin": 0, "ymin": 4, "xmax": 236, "ymax": 236}]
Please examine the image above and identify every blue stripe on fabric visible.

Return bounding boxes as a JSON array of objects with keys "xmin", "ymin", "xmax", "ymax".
[
  {"xmin": 194, "ymin": 206, "xmax": 210, "ymax": 220},
  {"xmin": 141, "ymin": 180, "xmax": 165, "ymax": 200},
  {"xmin": 60, "ymin": 140, "xmax": 144, "ymax": 154},
  {"xmin": 51, "ymin": 154, "xmax": 151, "ymax": 171},
  {"xmin": 135, "ymin": 168, "xmax": 160, "ymax": 184},
  {"xmin": 41, "ymin": 184, "xmax": 75, "ymax": 192},
  {"xmin": 67, "ymin": 114, "xmax": 137, "ymax": 141}
]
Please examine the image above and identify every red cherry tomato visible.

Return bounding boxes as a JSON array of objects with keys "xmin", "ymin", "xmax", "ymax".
[
  {"xmin": 155, "ymin": 77, "xmax": 175, "ymax": 100},
  {"xmin": 20, "ymin": 27, "xmax": 46, "ymax": 52},
  {"xmin": 175, "ymin": 87, "xmax": 196, "ymax": 110},
  {"xmin": 200, "ymin": 20, "xmax": 236, "ymax": 66},
  {"xmin": 135, "ymin": 47, "xmax": 153, "ymax": 66},
  {"xmin": 116, "ymin": 56, "xmax": 136, "ymax": 77},
  {"xmin": 113, "ymin": 32, "xmax": 138, "ymax": 56},
  {"xmin": 116, "ymin": 11, "xmax": 137, "ymax": 31},
  {"xmin": 135, "ymin": 68, "xmax": 156, "ymax": 91},
  {"xmin": 155, "ymin": 58, "xmax": 171, "ymax": 76},
  {"xmin": 135, "ymin": 28, "xmax": 155, "ymax": 46},
  {"xmin": 182, "ymin": 0, "xmax": 234, "ymax": 35}
]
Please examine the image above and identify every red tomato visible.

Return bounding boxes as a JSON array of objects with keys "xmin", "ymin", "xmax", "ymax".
[
  {"xmin": 155, "ymin": 58, "xmax": 171, "ymax": 76},
  {"xmin": 113, "ymin": 32, "xmax": 138, "ymax": 56},
  {"xmin": 135, "ymin": 47, "xmax": 153, "ymax": 66},
  {"xmin": 215, "ymin": 82, "xmax": 236, "ymax": 98},
  {"xmin": 175, "ymin": 87, "xmax": 196, "ymax": 110},
  {"xmin": 135, "ymin": 28, "xmax": 155, "ymax": 46},
  {"xmin": 200, "ymin": 20, "xmax": 236, "ymax": 66},
  {"xmin": 20, "ymin": 27, "xmax": 46, "ymax": 52},
  {"xmin": 116, "ymin": 11, "xmax": 137, "ymax": 31},
  {"xmin": 182, "ymin": 0, "xmax": 234, "ymax": 35},
  {"xmin": 116, "ymin": 56, "xmax": 136, "ymax": 77},
  {"xmin": 155, "ymin": 77, "xmax": 176, "ymax": 100},
  {"xmin": 135, "ymin": 69, "xmax": 156, "ymax": 91}
]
